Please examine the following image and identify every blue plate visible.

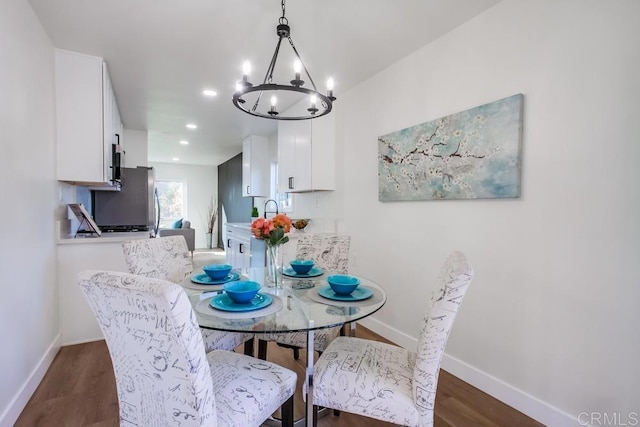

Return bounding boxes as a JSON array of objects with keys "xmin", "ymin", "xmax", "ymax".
[
  {"xmin": 209, "ymin": 293, "xmax": 273, "ymax": 312},
  {"xmin": 318, "ymin": 285, "xmax": 373, "ymax": 302},
  {"xmin": 191, "ymin": 271, "xmax": 240, "ymax": 285},
  {"xmin": 282, "ymin": 266, "xmax": 324, "ymax": 278}
]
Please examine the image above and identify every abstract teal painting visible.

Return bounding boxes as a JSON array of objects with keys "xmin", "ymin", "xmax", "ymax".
[{"xmin": 378, "ymin": 94, "xmax": 523, "ymax": 201}]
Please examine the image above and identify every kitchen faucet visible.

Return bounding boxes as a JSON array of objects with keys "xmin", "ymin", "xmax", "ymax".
[{"xmin": 264, "ymin": 199, "xmax": 279, "ymax": 218}]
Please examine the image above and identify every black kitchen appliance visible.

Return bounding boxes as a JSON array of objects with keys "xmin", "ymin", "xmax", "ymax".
[{"xmin": 92, "ymin": 167, "xmax": 155, "ymax": 232}]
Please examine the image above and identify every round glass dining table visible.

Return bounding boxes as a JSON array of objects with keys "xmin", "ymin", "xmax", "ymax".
[{"xmin": 183, "ymin": 267, "xmax": 387, "ymax": 427}]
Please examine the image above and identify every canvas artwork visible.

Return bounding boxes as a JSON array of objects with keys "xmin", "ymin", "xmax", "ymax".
[{"xmin": 378, "ymin": 94, "xmax": 523, "ymax": 201}]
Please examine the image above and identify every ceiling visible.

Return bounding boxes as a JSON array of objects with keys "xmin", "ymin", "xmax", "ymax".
[{"xmin": 28, "ymin": 0, "xmax": 500, "ymax": 166}]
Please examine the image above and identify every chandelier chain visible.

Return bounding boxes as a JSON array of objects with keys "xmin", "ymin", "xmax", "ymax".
[{"xmin": 279, "ymin": 0, "xmax": 288, "ymax": 25}]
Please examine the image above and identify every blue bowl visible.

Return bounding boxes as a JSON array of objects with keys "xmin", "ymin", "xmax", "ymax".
[
  {"xmin": 327, "ymin": 275, "xmax": 360, "ymax": 295},
  {"xmin": 290, "ymin": 259, "xmax": 315, "ymax": 274},
  {"xmin": 223, "ymin": 281, "xmax": 261, "ymax": 304},
  {"xmin": 203, "ymin": 264, "xmax": 232, "ymax": 280}
]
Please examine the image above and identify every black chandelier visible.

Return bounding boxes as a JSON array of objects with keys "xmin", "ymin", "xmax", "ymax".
[{"xmin": 232, "ymin": 0, "xmax": 336, "ymax": 120}]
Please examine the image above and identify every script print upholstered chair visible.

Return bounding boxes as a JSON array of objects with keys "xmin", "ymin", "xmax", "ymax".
[
  {"xmin": 122, "ymin": 236, "xmax": 254, "ymax": 354},
  {"xmin": 313, "ymin": 251, "xmax": 474, "ymax": 426},
  {"xmin": 258, "ymin": 234, "xmax": 351, "ymax": 361},
  {"xmin": 78, "ymin": 270, "xmax": 296, "ymax": 426}
]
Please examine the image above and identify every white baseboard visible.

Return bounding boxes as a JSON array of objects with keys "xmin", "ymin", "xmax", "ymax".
[
  {"xmin": 357, "ymin": 317, "xmax": 578, "ymax": 427},
  {"xmin": 442, "ymin": 353, "xmax": 578, "ymax": 427},
  {"xmin": 62, "ymin": 336, "xmax": 104, "ymax": 347},
  {"xmin": 358, "ymin": 316, "xmax": 418, "ymax": 351},
  {"xmin": 0, "ymin": 333, "xmax": 61, "ymax": 427}
]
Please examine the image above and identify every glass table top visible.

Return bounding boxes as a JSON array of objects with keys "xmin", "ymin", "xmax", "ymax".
[{"xmin": 185, "ymin": 267, "xmax": 386, "ymax": 334}]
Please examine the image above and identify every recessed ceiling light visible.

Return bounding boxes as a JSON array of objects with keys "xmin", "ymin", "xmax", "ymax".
[
  {"xmin": 186, "ymin": 123, "xmax": 197, "ymax": 129},
  {"xmin": 172, "ymin": 157, "xmax": 180, "ymax": 161},
  {"xmin": 202, "ymin": 89, "xmax": 217, "ymax": 97},
  {"xmin": 179, "ymin": 140, "xmax": 189, "ymax": 145}
]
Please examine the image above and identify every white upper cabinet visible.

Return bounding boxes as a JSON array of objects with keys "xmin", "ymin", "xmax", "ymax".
[
  {"xmin": 277, "ymin": 101, "xmax": 335, "ymax": 193},
  {"xmin": 55, "ymin": 49, "xmax": 122, "ymax": 186},
  {"xmin": 242, "ymin": 135, "xmax": 269, "ymax": 197}
]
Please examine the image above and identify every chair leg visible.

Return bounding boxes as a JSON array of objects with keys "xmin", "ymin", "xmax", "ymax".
[
  {"xmin": 281, "ymin": 395, "xmax": 294, "ymax": 427},
  {"xmin": 258, "ymin": 339, "xmax": 268, "ymax": 360},
  {"xmin": 274, "ymin": 342, "xmax": 303, "ymax": 360},
  {"xmin": 313, "ymin": 405, "xmax": 319, "ymax": 425},
  {"xmin": 243, "ymin": 337, "xmax": 254, "ymax": 356}
]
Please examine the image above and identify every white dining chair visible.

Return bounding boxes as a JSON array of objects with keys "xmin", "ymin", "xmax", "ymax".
[
  {"xmin": 122, "ymin": 236, "xmax": 254, "ymax": 354},
  {"xmin": 78, "ymin": 270, "xmax": 296, "ymax": 426},
  {"xmin": 258, "ymin": 234, "xmax": 351, "ymax": 360},
  {"xmin": 312, "ymin": 251, "xmax": 474, "ymax": 426}
]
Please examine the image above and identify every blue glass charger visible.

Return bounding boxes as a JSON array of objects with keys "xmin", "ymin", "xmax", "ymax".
[
  {"xmin": 209, "ymin": 293, "xmax": 273, "ymax": 312},
  {"xmin": 318, "ymin": 285, "xmax": 373, "ymax": 302},
  {"xmin": 282, "ymin": 266, "xmax": 324, "ymax": 278},
  {"xmin": 191, "ymin": 271, "xmax": 240, "ymax": 285}
]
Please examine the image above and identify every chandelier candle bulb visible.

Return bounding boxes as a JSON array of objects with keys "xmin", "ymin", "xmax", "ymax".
[
  {"xmin": 268, "ymin": 95, "xmax": 279, "ymax": 116},
  {"xmin": 291, "ymin": 59, "xmax": 304, "ymax": 86},
  {"xmin": 241, "ymin": 61, "xmax": 252, "ymax": 86},
  {"xmin": 294, "ymin": 59, "xmax": 301, "ymax": 78},
  {"xmin": 308, "ymin": 94, "xmax": 318, "ymax": 115},
  {"xmin": 327, "ymin": 78, "xmax": 335, "ymax": 99}
]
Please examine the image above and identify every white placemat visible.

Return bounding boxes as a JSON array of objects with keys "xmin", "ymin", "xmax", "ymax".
[
  {"xmin": 182, "ymin": 279, "xmax": 225, "ymax": 291},
  {"xmin": 195, "ymin": 294, "xmax": 284, "ymax": 319},
  {"xmin": 306, "ymin": 285, "xmax": 385, "ymax": 307}
]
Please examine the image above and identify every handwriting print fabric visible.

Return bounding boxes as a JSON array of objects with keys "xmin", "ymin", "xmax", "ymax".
[
  {"xmin": 78, "ymin": 270, "xmax": 296, "ymax": 426},
  {"xmin": 312, "ymin": 251, "xmax": 474, "ymax": 426},
  {"xmin": 122, "ymin": 236, "xmax": 252, "ymax": 352}
]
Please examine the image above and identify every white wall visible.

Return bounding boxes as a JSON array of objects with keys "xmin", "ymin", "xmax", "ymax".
[
  {"xmin": 0, "ymin": 0, "xmax": 59, "ymax": 424},
  {"xmin": 150, "ymin": 162, "xmax": 217, "ymax": 249},
  {"xmin": 123, "ymin": 128, "xmax": 148, "ymax": 167},
  {"xmin": 308, "ymin": 0, "xmax": 639, "ymax": 425}
]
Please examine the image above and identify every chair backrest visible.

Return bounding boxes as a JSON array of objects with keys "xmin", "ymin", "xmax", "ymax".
[
  {"xmin": 78, "ymin": 270, "xmax": 217, "ymax": 426},
  {"xmin": 122, "ymin": 235, "xmax": 192, "ymax": 284},
  {"xmin": 295, "ymin": 234, "xmax": 351, "ymax": 274},
  {"xmin": 413, "ymin": 251, "xmax": 474, "ymax": 427}
]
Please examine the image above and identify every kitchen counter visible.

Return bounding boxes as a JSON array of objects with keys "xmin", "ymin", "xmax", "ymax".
[
  {"xmin": 58, "ymin": 231, "xmax": 151, "ymax": 245},
  {"xmin": 56, "ymin": 224, "xmax": 151, "ymax": 343},
  {"xmin": 226, "ymin": 222, "xmax": 252, "ymax": 231}
]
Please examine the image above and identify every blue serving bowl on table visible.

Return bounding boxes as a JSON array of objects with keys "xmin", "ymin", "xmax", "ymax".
[
  {"xmin": 203, "ymin": 264, "xmax": 232, "ymax": 280},
  {"xmin": 223, "ymin": 281, "xmax": 261, "ymax": 304},
  {"xmin": 290, "ymin": 259, "xmax": 315, "ymax": 275},
  {"xmin": 327, "ymin": 275, "xmax": 360, "ymax": 295}
]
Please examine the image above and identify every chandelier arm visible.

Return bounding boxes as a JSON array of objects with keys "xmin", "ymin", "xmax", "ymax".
[
  {"xmin": 287, "ymin": 37, "xmax": 319, "ymax": 91},
  {"xmin": 264, "ymin": 37, "xmax": 285, "ymax": 85},
  {"xmin": 251, "ymin": 36, "xmax": 286, "ymax": 112}
]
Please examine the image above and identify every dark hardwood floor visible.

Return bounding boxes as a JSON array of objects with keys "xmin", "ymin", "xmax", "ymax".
[{"xmin": 16, "ymin": 326, "xmax": 542, "ymax": 426}]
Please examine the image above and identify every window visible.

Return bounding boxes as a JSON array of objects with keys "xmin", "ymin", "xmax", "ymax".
[{"xmin": 156, "ymin": 180, "xmax": 186, "ymax": 227}]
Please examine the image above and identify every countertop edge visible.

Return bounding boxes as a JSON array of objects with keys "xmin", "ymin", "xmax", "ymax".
[{"xmin": 58, "ymin": 231, "xmax": 151, "ymax": 245}]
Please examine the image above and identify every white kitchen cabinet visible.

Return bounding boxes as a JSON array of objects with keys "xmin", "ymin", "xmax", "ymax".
[
  {"xmin": 242, "ymin": 135, "xmax": 269, "ymax": 197},
  {"xmin": 55, "ymin": 49, "xmax": 122, "ymax": 186},
  {"xmin": 277, "ymin": 101, "xmax": 335, "ymax": 193},
  {"xmin": 225, "ymin": 224, "xmax": 266, "ymax": 271}
]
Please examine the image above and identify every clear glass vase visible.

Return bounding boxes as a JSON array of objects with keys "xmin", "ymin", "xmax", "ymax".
[{"xmin": 266, "ymin": 244, "xmax": 283, "ymax": 288}]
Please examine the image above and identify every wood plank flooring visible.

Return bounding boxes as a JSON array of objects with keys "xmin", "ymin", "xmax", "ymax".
[{"xmin": 16, "ymin": 326, "xmax": 542, "ymax": 426}]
